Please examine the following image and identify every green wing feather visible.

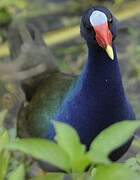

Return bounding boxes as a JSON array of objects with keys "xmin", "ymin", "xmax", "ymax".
[{"xmin": 17, "ymin": 72, "xmax": 76, "ymax": 138}]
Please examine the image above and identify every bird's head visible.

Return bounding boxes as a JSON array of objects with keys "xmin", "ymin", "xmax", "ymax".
[{"xmin": 80, "ymin": 6, "xmax": 117, "ymax": 60}]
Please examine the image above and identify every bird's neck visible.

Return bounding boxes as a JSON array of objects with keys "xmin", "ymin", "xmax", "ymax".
[
  {"xmin": 83, "ymin": 42, "xmax": 123, "ymax": 87},
  {"xmin": 78, "ymin": 42, "xmax": 126, "ymax": 103}
]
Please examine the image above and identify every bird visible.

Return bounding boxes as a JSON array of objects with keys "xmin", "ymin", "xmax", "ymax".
[{"xmin": 15, "ymin": 6, "xmax": 136, "ymax": 162}]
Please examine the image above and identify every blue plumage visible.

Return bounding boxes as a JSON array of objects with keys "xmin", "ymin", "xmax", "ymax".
[
  {"xmin": 47, "ymin": 43, "xmax": 135, "ymax": 147},
  {"xmin": 18, "ymin": 6, "xmax": 136, "ymax": 162}
]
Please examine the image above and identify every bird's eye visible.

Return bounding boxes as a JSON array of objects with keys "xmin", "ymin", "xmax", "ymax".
[
  {"xmin": 108, "ymin": 17, "xmax": 113, "ymax": 30},
  {"xmin": 108, "ymin": 17, "xmax": 113, "ymax": 23}
]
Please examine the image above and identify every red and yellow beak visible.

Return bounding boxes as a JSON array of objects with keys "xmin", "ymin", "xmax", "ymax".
[{"xmin": 94, "ymin": 23, "xmax": 114, "ymax": 60}]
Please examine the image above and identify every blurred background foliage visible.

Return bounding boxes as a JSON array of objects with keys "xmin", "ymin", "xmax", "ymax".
[{"xmin": 0, "ymin": 0, "xmax": 139, "ymax": 178}]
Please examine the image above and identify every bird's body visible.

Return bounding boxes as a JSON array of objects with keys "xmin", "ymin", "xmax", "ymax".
[
  {"xmin": 17, "ymin": 6, "xmax": 136, "ymax": 162},
  {"xmin": 18, "ymin": 43, "xmax": 135, "ymax": 148}
]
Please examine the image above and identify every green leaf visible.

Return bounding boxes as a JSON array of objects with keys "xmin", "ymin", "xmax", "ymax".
[
  {"xmin": 6, "ymin": 138, "xmax": 70, "ymax": 172},
  {"xmin": 0, "ymin": 131, "xmax": 9, "ymax": 152},
  {"xmin": 32, "ymin": 173, "xmax": 65, "ymax": 180},
  {"xmin": 136, "ymin": 154, "xmax": 140, "ymax": 164},
  {"xmin": 8, "ymin": 164, "xmax": 25, "ymax": 180},
  {"xmin": 94, "ymin": 164, "xmax": 140, "ymax": 180},
  {"xmin": 88, "ymin": 121, "xmax": 140, "ymax": 164},
  {"xmin": 54, "ymin": 121, "xmax": 90, "ymax": 172},
  {"xmin": 0, "ymin": 151, "xmax": 10, "ymax": 180},
  {"xmin": 33, "ymin": 173, "xmax": 90, "ymax": 180}
]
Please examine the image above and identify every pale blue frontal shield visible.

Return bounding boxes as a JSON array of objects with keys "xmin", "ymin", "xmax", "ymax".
[{"xmin": 90, "ymin": 10, "xmax": 108, "ymax": 26}]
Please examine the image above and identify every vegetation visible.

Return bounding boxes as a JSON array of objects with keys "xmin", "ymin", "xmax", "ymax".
[
  {"xmin": 0, "ymin": 0, "xmax": 27, "ymax": 43},
  {"xmin": 1, "ymin": 110, "xmax": 140, "ymax": 179},
  {"xmin": 0, "ymin": 0, "xmax": 140, "ymax": 179}
]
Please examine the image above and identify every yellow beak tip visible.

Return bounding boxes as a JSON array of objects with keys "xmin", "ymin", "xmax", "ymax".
[{"xmin": 106, "ymin": 45, "xmax": 114, "ymax": 60}]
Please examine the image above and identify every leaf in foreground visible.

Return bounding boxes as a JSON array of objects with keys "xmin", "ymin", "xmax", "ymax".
[
  {"xmin": 0, "ymin": 150, "xmax": 10, "ymax": 180},
  {"xmin": 0, "ymin": 131, "xmax": 9, "ymax": 152},
  {"xmin": 54, "ymin": 121, "xmax": 90, "ymax": 172},
  {"xmin": 33, "ymin": 173, "xmax": 90, "ymax": 180},
  {"xmin": 8, "ymin": 164, "xmax": 25, "ymax": 180},
  {"xmin": 94, "ymin": 164, "xmax": 140, "ymax": 180},
  {"xmin": 6, "ymin": 138, "xmax": 70, "ymax": 172},
  {"xmin": 33, "ymin": 173, "xmax": 65, "ymax": 180},
  {"xmin": 88, "ymin": 120, "xmax": 140, "ymax": 164}
]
